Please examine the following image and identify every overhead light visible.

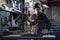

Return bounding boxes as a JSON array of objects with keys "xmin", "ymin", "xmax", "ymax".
[{"xmin": 43, "ymin": 4, "xmax": 49, "ymax": 8}]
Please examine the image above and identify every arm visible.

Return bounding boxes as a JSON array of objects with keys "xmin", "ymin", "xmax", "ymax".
[
  {"xmin": 45, "ymin": 16, "xmax": 51, "ymax": 31},
  {"xmin": 29, "ymin": 14, "xmax": 37, "ymax": 22}
]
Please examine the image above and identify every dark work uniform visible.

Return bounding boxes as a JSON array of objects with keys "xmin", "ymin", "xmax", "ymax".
[{"xmin": 30, "ymin": 13, "xmax": 51, "ymax": 34}]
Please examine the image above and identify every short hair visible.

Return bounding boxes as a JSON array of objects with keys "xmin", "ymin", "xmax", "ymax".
[
  {"xmin": 34, "ymin": 5, "xmax": 40, "ymax": 9},
  {"xmin": 34, "ymin": 3, "xmax": 40, "ymax": 9}
]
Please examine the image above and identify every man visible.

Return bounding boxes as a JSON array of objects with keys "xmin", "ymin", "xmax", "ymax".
[{"xmin": 29, "ymin": 5, "xmax": 51, "ymax": 34}]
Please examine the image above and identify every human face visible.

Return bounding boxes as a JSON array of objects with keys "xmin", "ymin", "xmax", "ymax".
[{"xmin": 35, "ymin": 8, "xmax": 39, "ymax": 15}]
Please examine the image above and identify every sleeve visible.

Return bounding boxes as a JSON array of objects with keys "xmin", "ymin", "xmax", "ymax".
[
  {"xmin": 45, "ymin": 15, "xmax": 51, "ymax": 31},
  {"xmin": 28, "ymin": 14, "xmax": 37, "ymax": 26}
]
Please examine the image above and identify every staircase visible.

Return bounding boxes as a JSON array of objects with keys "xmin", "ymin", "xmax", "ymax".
[{"xmin": 50, "ymin": 22, "xmax": 60, "ymax": 37}]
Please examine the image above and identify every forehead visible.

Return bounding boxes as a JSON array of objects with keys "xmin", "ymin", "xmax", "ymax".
[{"xmin": 35, "ymin": 8, "xmax": 39, "ymax": 10}]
